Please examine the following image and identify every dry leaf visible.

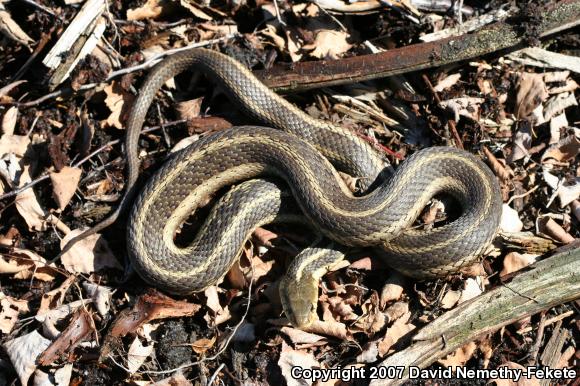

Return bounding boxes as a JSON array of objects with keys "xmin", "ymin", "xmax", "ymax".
[
  {"xmin": 438, "ymin": 341, "xmax": 477, "ymax": 367},
  {"xmin": 127, "ymin": 0, "xmax": 163, "ymax": 20},
  {"xmin": 60, "ymin": 229, "xmax": 121, "ymax": 274},
  {"xmin": 33, "ymin": 364, "xmax": 73, "ymax": 386},
  {"xmin": 380, "ymin": 273, "xmax": 406, "ymax": 307},
  {"xmin": 304, "ymin": 30, "xmax": 351, "ymax": 59},
  {"xmin": 152, "ymin": 371, "xmax": 193, "ymax": 386},
  {"xmin": 203, "ymin": 286, "xmax": 231, "ymax": 326},
  {"xmin": 500, "ymin": 252, "xmax": 538, "ymax": 277},
  {"xmin": 384, "ymin": 301, "xmax": 409, "ymax": 324},
  {"xmin": 303, "ymin": 320, "xmax": 351, "ymax": 340},
  {"xmin": 500, "ymin": 204, "xmax": 523, "ymax": 233},
  {"xmin": 83, "ymin": 282, "xmax": 112, "ymax": 317},
  {"xmin": 542, "ymin": 134, "xmax": 580, "ymax": 163},
  {"xmin": 549, "ymin": 113, "xmax": 568, "ymax": 144},
  {"xmin": 377, "ymin": 312, "xmax": 415, "ymax": 356},
  {"xmin": 458, "ymin": 278, "xmax": 483, "ymax": 304},
  {"xmin": 110, "ymin": 290, "xmax": 200, "ymax": 338},
  {"xmin": 127, "ymin": 337, "xmax": 154, "ymax": 374},
  {"xmin": 0, "ymin": 247, "xmax": 56, "ymax": 281},
  {"xmin": 38, "ymin": 275, "xmax": 76, "ymax": 316},
  {"xmin": 0, "ymin": 9, "xmax": 34, "ymax": 47},
  {"xmin": 176, "ymin": 97, "xmax": 203, "ymax": 122},
  {"xmin": 433, "ymin": 73, "xmax": 461, "ymax": 92},
  {"xmin": 441, "ymin": 289, "xmax": 461, "ymax": 309},
  {"xmin": 1, "ymin": 105, "xmax": 18, "ymax": 134},
  {"xmin": 0, "ymin": 292, "xmax": 29, "ymax": 334},
  {"xmin": 191, "ymin": 336, "xmax": 216, "ymax": 355},
  {"xmin": 180, "ymin": 0, "xmax": 212, "ymax": 20},
  {"xmin": 278, "ymin": 341, "xmax": 320, "ymax": 386},
  {"xmin": 50, "ymin": 166, "xmax": 82, "ymax": 210},
  {"xmin": 439, "ymin": 97, "xmax": 484, "ymax": 122},
  {"xmin": 13, "ymin": 162, "xmax": 48, "ymax": 232},
  {"xmin": 543, "ymin": 92, "xmax": 578, "ymax": 121},
  {"xmin": 483, "ymin": 146, "xmax": 514, "ymax": 182},
  {"xmin": 281, "ymin": 326, "xmax": 327, "ymax": 348},
  {"xmin": 537, "ymin": 217, "xmax": 575, "ymax": 244},
  {"xmin": 509, "ymin": 124, "xmax": 532, "ymax": 163},
  {"xmin": 3, "ymin": 330, "xmax": 51, "ymax": 386},
  {"xmin": 514, "ymin": 73, "xmax": 548, "ymax": 119},
  {"xmin": 102, "ymin": 81, "xmax": 135, "ymax": 129},
  {"xmin": 492, "ymin": 362, "xmax": 540, "ymax": 386}
]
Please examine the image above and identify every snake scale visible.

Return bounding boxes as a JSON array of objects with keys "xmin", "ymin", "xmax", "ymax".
[{"xmin": 63, "ymin": 48, "xmax": 502, "ymax": 328}]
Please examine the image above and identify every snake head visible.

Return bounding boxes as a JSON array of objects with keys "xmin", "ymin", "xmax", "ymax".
[{"xmin": 279, "ymin": 275, "xmax": 319, "ymax": 328}]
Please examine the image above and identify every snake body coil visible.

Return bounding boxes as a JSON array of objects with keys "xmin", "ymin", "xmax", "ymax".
[{"xmin": 123, "ymin": 49, "xmax": 502, "ymax": 327}]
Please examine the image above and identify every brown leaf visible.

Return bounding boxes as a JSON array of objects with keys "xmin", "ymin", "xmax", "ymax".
[
  {"xmin": 281, "ymin": 326, "xmax": 327, "ymax": 348},
  {"xmin": 541, "ymin": 134, "xmax": 580, "ymax": 163},
  {"xmin": 126, "ymin": 0, "xmax": 163, "ymax": 20},
  {"xmin": 152, "ymin": 371, "xmax": 193, "ymax": 386},
  {"xmin": 483, "ymin": 146, "xmax": 513, "ymax": 182},
  {"xmin": 38, "ymin": 308, "xmax": 95, "ymax": 366},
  {"xmin": 303, "ymin": 320, "xmax": 351, "ymax": 341},
  {"xmin": 0, "ymin": 292, "xmax": 29, "ymax": 334},
  {"xmin": 3, "ymin": 330, "xmax": 51, "ymax": 385},
  {"xmin": 537, "ymin": 217, "xmax": 575, "ymax": 244},
  {"xmin": 127, "ymin": 336, "xmax": 155, "ymax": 374},
  {"xmin": 0, "ymin": 9, "xmax": 34, "ymax": 47},
  {"xmin": 514, "ymin": 73, "xmax": 548, "ymax": 119},
  {"xmin": 500, "ymin": 252, "xmax": 538, "ymax": 277},
  {"xmin": 303, "ymin": 30, "xmax": 351, "ymax": 60},
  {"xmin": 377, "ymin": 313, "xmax": 415, "ymax": 356},
  {"xmin": 190, "ymin": 336, "xmax": 216, "ymax": 355},
  {"xmin": 110, "ymin": 289, "xmax": 200, "ymax": 338},
  {"xmin": 379, "ymin": 273, "xmax": 406, "ymax": 307},
  {"xmin": 38, "ymin": 275, "xmax": 76, "ymax": 316},
  {"xmin": 433, "ymin": 73, "xmax": 461, "ymax": 92},
  {"xmin": 180, "ymin": 0, "xmax": 212, "ymax": 21},
  {"xmin": 438, "ymin": 341, "xmax": 477, "ymax": 367},
  {"xmin": 492, "ymin": 362, "xmax": 540, "ymax": 386},
  {"xmin": 176, "ymin": 97, "xmax": 203, "ymax": 122},
  {"xmin": 102, "ymin": 81, "xmax": 135, "ymax": 129},
  {"xmin": 278, "ymin": 341, "xmax": 321, "ymax": 386},
  {"xmin": 50, "ymin": 166, "xmax": 82, "ymax": 210},
  {"xmin": 384, "ymin": 301, "xmax": 408, "ymax": 324},
  {"xmin": 0, "ymin": 248, "xmax": 56, "ymax": 281},
  {"xmin": 60, "ymin": 229, "xmax": 122, "ymax": 274}
]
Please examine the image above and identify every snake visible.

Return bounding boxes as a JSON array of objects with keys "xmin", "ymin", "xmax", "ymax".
[{"xmin": 61, "ymin": 48, "xmax": 502, "ymax": 328}]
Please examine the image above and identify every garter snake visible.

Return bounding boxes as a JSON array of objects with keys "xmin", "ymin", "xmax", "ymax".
[{"xmin": 62, "ymin": 48, "xmax": 502, "ymax": 328}]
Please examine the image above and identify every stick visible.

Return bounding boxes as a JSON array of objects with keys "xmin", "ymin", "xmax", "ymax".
[
  {"xmin": 256, "ymin": 0, "xmax": 580, "ymax": 92},
  {"xmin": 369, "ymin": 247, "xmax": 580, "ymax": 386}
]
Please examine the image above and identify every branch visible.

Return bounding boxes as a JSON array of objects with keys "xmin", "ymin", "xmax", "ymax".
[
  {"xmin": 256, "ymin": 0, "xmax": 580, "ymax": 92},
  {"xmin": 369, "ymin": 247, "xmax": 580, "ymax": 386}
]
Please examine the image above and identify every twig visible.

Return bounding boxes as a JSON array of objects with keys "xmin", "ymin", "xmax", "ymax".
[
  {"xmin": 17, "ymin": 0, "xmax": 59, "ymax": 17},
  {"xmin": 527, "ymin": 311, "xmax": 547, "ymax": 365},
  {"xmin": 208, "ymin": 363, "xmax": 226, "ymax": 386}
]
